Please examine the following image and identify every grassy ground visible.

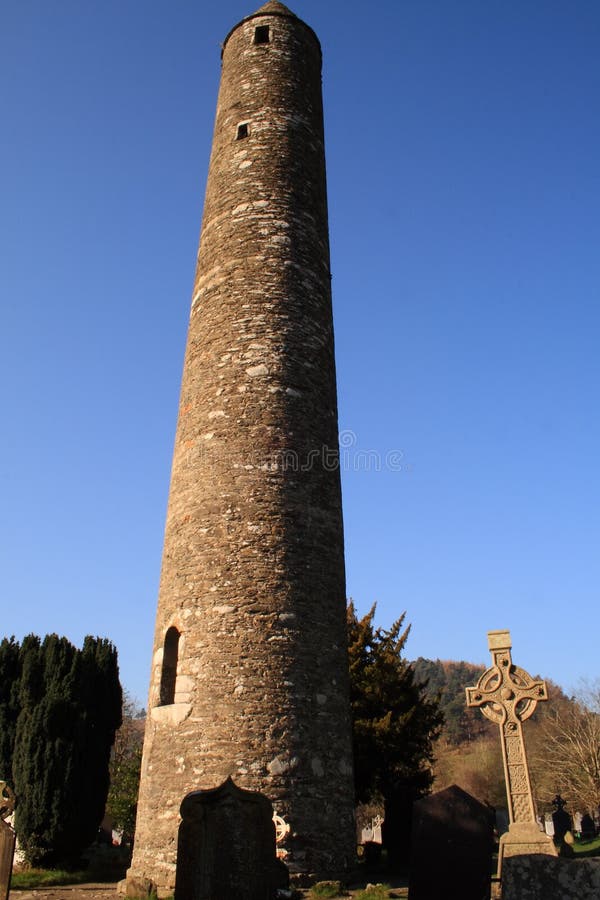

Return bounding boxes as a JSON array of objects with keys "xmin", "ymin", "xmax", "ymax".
[
  {"xmin": 9, "ymin": 837, "xmax": 600, "ymax": 895},
  {"xmin": 306, "ymin": 879, "xmax": 408, "ymax": 899},
  {"xmin": 10, "ymin": 856, "xmax": 127, "ymax": 890},
  {"xmin": 571, "ymin": 834, "xmax": 600, "ymax": 858},
  {"xmin": 10, "ymin": 843, "xmax": 130, "ymax": 890},
  {"xmin": 10, "ymin": 869, "xmax": 410, "ymax": 897},
  {"xmin": 10, "ymin": 870, "xmax": 101, "ymax": 890}
]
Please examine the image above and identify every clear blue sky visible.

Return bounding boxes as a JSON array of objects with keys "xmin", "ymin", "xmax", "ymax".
[{"xmin": 2, "ymin": 0, "xmax": 598, "ymax": 705}]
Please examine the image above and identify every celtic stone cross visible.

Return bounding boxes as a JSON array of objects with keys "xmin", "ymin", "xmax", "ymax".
[{"xmin": 466, "ymin": 630, "xmax": 557, "ymax": 870}]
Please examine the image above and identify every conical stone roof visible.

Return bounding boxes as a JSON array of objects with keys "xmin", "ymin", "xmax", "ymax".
[
  {"xmin": 255, "ymin": 1, "xmax": 296, "ymax": 16},
  {"xmin": 223, "ymin": 1, "xmax": 317, "ymax": 56}
]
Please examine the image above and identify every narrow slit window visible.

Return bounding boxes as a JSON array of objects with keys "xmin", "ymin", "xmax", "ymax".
[
  {"xmin": 236, "ymin": 122, "xmax": 249, "ymax": 140},
  {"xmin": 159, "ymin": 626, "xmax": 180, "ymax": 706},
  {"xmin": 254, "ymin": 25, "xmax": 270, "ymax": 44}
]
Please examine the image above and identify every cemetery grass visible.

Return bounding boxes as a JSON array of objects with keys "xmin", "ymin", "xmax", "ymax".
[
  {"xmin": 10, "ymin": 860, "xmax": 127, "ymax": 890},
  {"xmin": 573, "ymin": 835, "xmax": 600, "ymax": 858},
  {"xmin": 10, "ymin": 870, "xmax": 99, "ymax": 890},
  {"xmin": 306, "ymin": 889, "xmax": 406, "ymax": 899},
  {"xmin": 306, "ymin": 870, "xmax": 409, "ymax": 899},
  {"xmin": 306, "ymin": 888, "xmax": 407, "ymax": 899}
]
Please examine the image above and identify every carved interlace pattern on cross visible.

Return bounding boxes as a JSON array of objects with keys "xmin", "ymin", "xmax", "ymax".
[
  {"xmin": 505, "ymin": 735, "xmax": 521, "ymax": 762},
  {"xmin": 466, "ymin": 632, "xmax": 548, "ymax": 826}
]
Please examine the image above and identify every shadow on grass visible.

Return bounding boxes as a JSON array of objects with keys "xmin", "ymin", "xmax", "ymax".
[
  {"xmin": 11, "ymin": 850, "xmax": 129, "ymax": 891},
  {"xmin": 348, "ymin": 853, "xmax": 409, "ymax": 891}
]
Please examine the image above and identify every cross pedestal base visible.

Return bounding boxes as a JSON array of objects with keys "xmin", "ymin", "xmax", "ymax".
[{"xmin": 499, "ymin": 823, "xmax": 557, "ymax": 875}]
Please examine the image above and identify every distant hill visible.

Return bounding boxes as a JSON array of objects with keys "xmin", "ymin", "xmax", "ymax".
[
  {"xmin": 412, "ymin": 657, "xmax": 569, "ymax": 746},
  {"xmin": 412, "ymin": 657, "xmax": 492, "ymax": 744}
]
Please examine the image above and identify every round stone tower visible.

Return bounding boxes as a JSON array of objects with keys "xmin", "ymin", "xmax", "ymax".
[{"xmin": 126, "ymin": 2, "xmax": 355, "ymax": 892}]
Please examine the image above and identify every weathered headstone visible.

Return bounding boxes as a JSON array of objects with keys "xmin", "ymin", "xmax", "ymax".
[
  {"xmin": 174, "ymin": 777, "xmax": 288, "ymax": 900},
  {"xmin": 360, "ymin": 815, "xmax": 383, "ymax": 846},
  {"xmin": 581, "ymin": 813, "xmax": 595, "ymax": 840},
  {"xmin": 0, "ymin": 783, "xmax": 16, "ymax": 900},
  {"xmin": 371, "ymin": 815, "xmax": 383, "ymax": 844},
  {"xmin": 466, "ymin": 630, "xmax": 557, "ymax": 872},
  {"xmin": 551, "ymin": 794, "xmax": 572, "ymax": 846},
  {"xmin": 408, "ymin": 784, "xmax": 494, "ymax": 900}
]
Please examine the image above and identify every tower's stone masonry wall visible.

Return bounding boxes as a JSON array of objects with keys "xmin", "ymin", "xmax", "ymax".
[{"xmin": 128, "ymin": 5, "xmax": 355, "ymax": 893}]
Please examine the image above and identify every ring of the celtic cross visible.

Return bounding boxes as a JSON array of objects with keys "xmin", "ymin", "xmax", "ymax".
[
  {"xmin": 506, "ymin": 665, "xmax": 543, "ymax": 721},
  {"xmin": 475, "ymin": 665, "xmax": 540, "ymax": 724},
  {"xmin": 475, "ymin": 665, "xmax": 537, "ymax": 725}
]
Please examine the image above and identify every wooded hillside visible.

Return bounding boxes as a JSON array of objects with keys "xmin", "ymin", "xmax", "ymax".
[{"xmin": 412, "ymin": 657, "xmax": 596, "ymax": 814}]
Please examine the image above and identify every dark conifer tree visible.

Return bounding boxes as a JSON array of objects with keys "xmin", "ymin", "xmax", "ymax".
[
  {"xmin": 11, "ymin": 633, "xmax": 122, "ymax": 866},
  {"xmin": 0, "ymin": 637, "xmax": 21, "ymax": 787},
  {"xmin": 75, "ymin": 637, "xmax": 123, "ymax": 848},
  {"xmin": 347, "ymin": 603, "xmax": 443, "ymax": 865}
]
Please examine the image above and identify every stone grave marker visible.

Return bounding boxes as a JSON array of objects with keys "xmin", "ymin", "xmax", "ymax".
[
  {"xmin": 551, "ymin": 794, "xmax": 572, "ymax": 846},
  {"xmin": 581, "ymin": 813, "xmax": 595, "ymax": 840},
  {"xmin": 0, "ymin": 783, "xmax": 16, "ymax": 900},
  {"xmin": 466, "ymin": 630, "xmax": 557, "ymax": 872},
  {"xmin": 372, "ymin": 815, "xmax": 383, "ymax": 844},
  {"xmin": 272, "ymin": 813, "xmax": 290, "ymax": 862},
  {"xmin": 408, "ymin": 784, "xmax": 494, "ymax": 900},
  {"xmin": 174, "ymin": 777, "xmax": 288, "ymax": 900},
  {"xmin": 361, "ymin": 815, "xmax": 383, "ymax": 846}
]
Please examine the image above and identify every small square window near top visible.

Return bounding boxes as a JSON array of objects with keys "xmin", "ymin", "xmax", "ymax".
[
  {"xmin": 236, "ymin": 123, "xmax": 249, "ymax": 140},
  {"xmin": 254, "ymin": 25, "xmax": 270, "ymax": 44}
]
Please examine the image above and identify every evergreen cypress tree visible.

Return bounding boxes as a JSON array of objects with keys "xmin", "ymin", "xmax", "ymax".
[
  {"xmin": 0, "ymin": 637, "xmax": 21, "ymax": 787},
  {"xmin": 73, "ymin": 637, "xmax": 123, "ymax": 850},
  {"xmin": 11, "ymin": 633, "xmax": 122, "ymax": 866}
]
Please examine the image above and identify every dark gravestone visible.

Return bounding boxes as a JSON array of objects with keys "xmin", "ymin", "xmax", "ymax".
[
  {"xmin": 409, "ymin": 784, "xmax": 494, "ymax": 900},
  {"xmin": 551, "ymin": 795, "xmax": 572, "ymax": 846},
  {"xmin": 383, "ymin": 784, "xmax": 419, "ymax": 867},
  {"xmin": 0, "ymin": 820, "xmax": 16, "ymax": 900},
  {"xmin": 581, "ymin": 813, "xmax": 596, "ymax": 840},
  {"xmin": 363, "ymin": 841, "xmax": 382, "ymax": 868},
  {"xmin": 174, "ymin": 777, "xmax": 288, "ymax": 900}
]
